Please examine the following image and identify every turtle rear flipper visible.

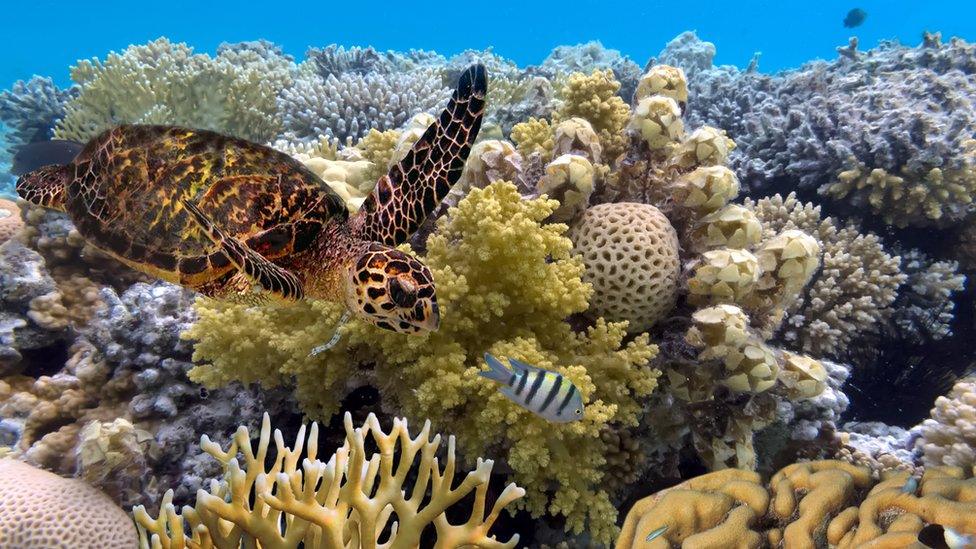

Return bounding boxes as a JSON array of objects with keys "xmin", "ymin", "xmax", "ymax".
[
  {"xmin": 354, "ymin": 63, "xmax": 487, "ymax": 246},
  {"xmin": 180, "ymin": 198, "xmax": 305, "ymax": 302},
  {"xmin": 16, "ymin": 165, "xmax": 72, "ymax": 212}
]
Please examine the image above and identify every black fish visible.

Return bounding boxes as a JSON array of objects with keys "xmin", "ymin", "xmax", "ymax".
[
  {"xmin": 919, "ymin": 524, "xmax": 949, "ymax": 548},
  {"xmin": 11, "ymin": 140, "xmax": 84, "ymax": 176},
  {"xmin": 844, "ymin": 8, "xmax": 867, "ymax": 28}
]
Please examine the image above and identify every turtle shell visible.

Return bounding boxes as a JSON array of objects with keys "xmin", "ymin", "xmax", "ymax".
[{"xmin": 64, "ymin": 125, "xmax": 348, "ymax": 287}]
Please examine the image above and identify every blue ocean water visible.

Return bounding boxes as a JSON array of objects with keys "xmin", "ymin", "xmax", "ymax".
[{"xmin": 3, "ymin": 0, "xmax": 974, "ymax": 89}]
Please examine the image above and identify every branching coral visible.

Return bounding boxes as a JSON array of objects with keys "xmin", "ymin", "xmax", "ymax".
[
  {"xmin": 55, "ymin": 37, "xmax": 293, "ymax": 143},
  {"xmin": 0, "ymin": 76, "xmax": 74, "ymax": 155},
  {"xmin": 134, "ymin": 412, "xmax": 524, "ymax": 548},
  {"xmin": 745, "ymin": 193, "xmax": 907, "ymax": 358},
  {"xmin": 672, "ymin": 32, "xmax": 976, "ymax": 227},
  {"xmin": 278, "ymin": 68, "xmax": 448, "ymax": 143},
  {"xmin": 186, "ymin": 182, "xmax": 661, "ymax": 542},
  {"xmin": 616, "ymin": 460, "xmax": 976, "ymax": 548},
  {"xmin": 825, "ymin": 141, "xmax": 976, "ymax": 227},
  {"xmin": 534, "ymin": 41, "xmax": 642, "ymax": 101}
]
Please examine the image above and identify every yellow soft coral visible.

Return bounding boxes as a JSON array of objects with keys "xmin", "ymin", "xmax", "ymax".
[
  {"xmin": 555, "ymin": 70, "xmax": 631, "ymax": 164},
  {"xmin": 352, "ymin": 127, "xmax": 402, "ymax": 184},
  {"xmin": 186, "ymin": 182, "xmax": 661, "ymax": 542},
  {"xmin": 134, "ymin": 412, "xmax": 524, "ymax": 548},
  {"xmin": 510, "ymin": 117, "xmax": 554, "ymax": 160}
]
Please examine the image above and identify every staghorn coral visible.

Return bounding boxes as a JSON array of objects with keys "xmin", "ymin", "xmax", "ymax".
[
  {"xmin": 554, "ymin": 70, "xmax": 631, "ymax": 164},
  {"xmin": 616, "ymin": 460, "xmax": 976, "ymax": 548},
  {"xmin": 134, "ymin": 412, "xmax": 523, "ymax": 548},
  {"xmin": 187, "ymin": 182, "xmax": 661, "ymax": 542},
  {"xmin": 915, "ymin": 377, "xmax": 976, "ymax": 469},
  {"xmin": 279, "ymin": 68, "xmax": 448, "ymax": 143},
  {"xmin": 56, "ymin": 37, "xmax": 294, "ymax": 143},
  {"xmin": 746, "ymin": 193, "xmax": 907, "ymax": 358},
  {"xmin": 567, "ymin": 202, "xmax": 680, "ymax": 333},
  {"xmin": 0, "ymin": 458, "xmax": 137, "ymax": 548},
  {"xmin": 304, "ymin": 44, "xmax": 397, "ymax": 77}
]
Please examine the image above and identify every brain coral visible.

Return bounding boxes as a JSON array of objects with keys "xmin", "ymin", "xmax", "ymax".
[
  {"xmin": 0, "ymin": 459, "xmax": 137, "ymax": 548},
  {"xmin": 568, "ymin": 202, "xmax": 680, "ymax": 332}
]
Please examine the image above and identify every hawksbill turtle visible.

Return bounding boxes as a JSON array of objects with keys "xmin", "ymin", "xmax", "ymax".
[{"xmin": 16, "ymin": 64, "xmax": 488, "ymax": 335}]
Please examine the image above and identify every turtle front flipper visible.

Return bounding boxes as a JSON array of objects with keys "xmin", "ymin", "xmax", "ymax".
[
  {"xmin": 352, "ymin": 63, "xmax": 487, "ymax": 245},
  {"xmin": 16, "ymin": 164, "xmax": 73, "ymax": 212},
  {"xmin": 180, "ymin": 199, "xmax": 305, "ymax": 302}
]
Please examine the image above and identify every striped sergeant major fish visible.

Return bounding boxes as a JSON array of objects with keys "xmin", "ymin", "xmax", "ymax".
[{"xmin": 480, "ymin": 353, "xmax": 584, "ymax": 423}]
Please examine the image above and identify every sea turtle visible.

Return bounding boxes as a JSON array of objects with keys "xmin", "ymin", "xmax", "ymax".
[{"xmin": 16, "ymin": 64, "xmax": 487, "ymax": 335}]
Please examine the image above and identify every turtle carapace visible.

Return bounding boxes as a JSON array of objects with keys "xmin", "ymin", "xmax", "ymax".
[{"xmin": 16, "ymin": 64, "xmax": 488, "ymax": 335}]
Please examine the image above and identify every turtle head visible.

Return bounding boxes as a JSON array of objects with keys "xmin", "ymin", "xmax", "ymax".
[{"xmin": 344, "ymin": 244, "xmax": 439, "ymax": 335}]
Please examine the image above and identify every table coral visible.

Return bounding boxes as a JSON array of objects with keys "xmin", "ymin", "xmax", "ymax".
[
  {"xmin": 56, "ymin": 37, "xmax": 293, "ymax": 143},
  {"xmin": 134, "ymin": 412, "xmax": 524, "ymax": 548},
  {"xmin": 186, "ymin": 182, "xmax": 661, "ymax": 543},
  {"xmin": 0, "ymin": 458, "xmax": 138, "ymax": 548},
  {"xmin": 616, "ymin": 459, "xmax": 976, "ymax": 549}
]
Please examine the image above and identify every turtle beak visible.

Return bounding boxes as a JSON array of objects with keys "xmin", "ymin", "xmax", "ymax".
[{"xmin": 413, "ymin": 297, "xmax": 440, "ymax": 333}]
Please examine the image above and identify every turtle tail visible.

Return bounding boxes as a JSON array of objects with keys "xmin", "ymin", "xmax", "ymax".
[{"xmin": 16, "ymin": 165, "xmax": 71, "ymax": 212}]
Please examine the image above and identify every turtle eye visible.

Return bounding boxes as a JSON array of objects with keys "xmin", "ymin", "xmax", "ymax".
[
  {"xmin": 388, "ymin": 277, "xmax": 418, "ymax": 308},
  {"xmin": 575, "ymin": 409, "xmax": 582, "ymax": 415}
]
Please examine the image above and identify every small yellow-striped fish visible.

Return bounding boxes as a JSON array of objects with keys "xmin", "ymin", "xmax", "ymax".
[{"xmin": 480, "ymin": 353, "xmax": 584, "ymax": 423}]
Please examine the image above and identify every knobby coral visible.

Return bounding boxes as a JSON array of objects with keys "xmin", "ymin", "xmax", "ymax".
[
  {"xmin": 186, "ymin": 182, "xmax": 661, "ymax": 543},
  {"xmin": 134, "ymin": 412, "xmax": 524, "ymax": 548}
]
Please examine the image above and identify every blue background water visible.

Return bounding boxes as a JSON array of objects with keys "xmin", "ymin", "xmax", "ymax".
[{"xmin": 3, "ymin": 0, "xmax": 974, "ymax": 89}]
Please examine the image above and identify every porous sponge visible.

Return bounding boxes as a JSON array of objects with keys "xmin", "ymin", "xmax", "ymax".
[
  {"xmin": 0, "ymin": 458, "xmax": 137, "ymax": 548},
  {"xmin": 568, "ymin": 202, "xmax": 680, "ymax": 332}
]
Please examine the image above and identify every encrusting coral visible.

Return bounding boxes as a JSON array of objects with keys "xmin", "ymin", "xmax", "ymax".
[
  {"xmin": 134, "ymin": 412, "xmax": 524, "ymax": 549},
  {"xmin": 186, "ymin": 182, "xmax": 661, "ymax": 543},
  {"xmin": 616, "ymin": 459, "xmax": 976, "ymax": 548},
  {"xmin": 0, "ymin": 458, "xmax": 138, "ymax": 548}
]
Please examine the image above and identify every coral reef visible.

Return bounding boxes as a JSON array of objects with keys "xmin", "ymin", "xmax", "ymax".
[
  {"xmin": 616, "ymin": 459, "xmax": 976, "ymax": 548},
  {"xmin": 533, "ymin": 41, "xmax": 642, "ymax": 101},
  {"xmin": 746, "ymin": 193, "xmax": 908, "ymax": 358},
  {"xmin": 670, "ymin": 32, "xmax": 976, "ymax": 227},
  {"xmin": 0, "ymin": 76, "xmax": 74, "ymax": 157},
  {"xmin": 278, "ymin": 67, "xmax": 447, "ymax": 143},
  {"xmin": 135, "ymin": 412, "xmax": 524, "ymax": 548},
  {"xmin": 0, "ymin": 458, "xmax": 138, "ymax": 548},
  {"xmin": 56, "ymin": 37, "xmax": 294, "ymax": 143},
  {"xmin": 187, "ymin": 182, "xmax": 660, "ymax": 543}
]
